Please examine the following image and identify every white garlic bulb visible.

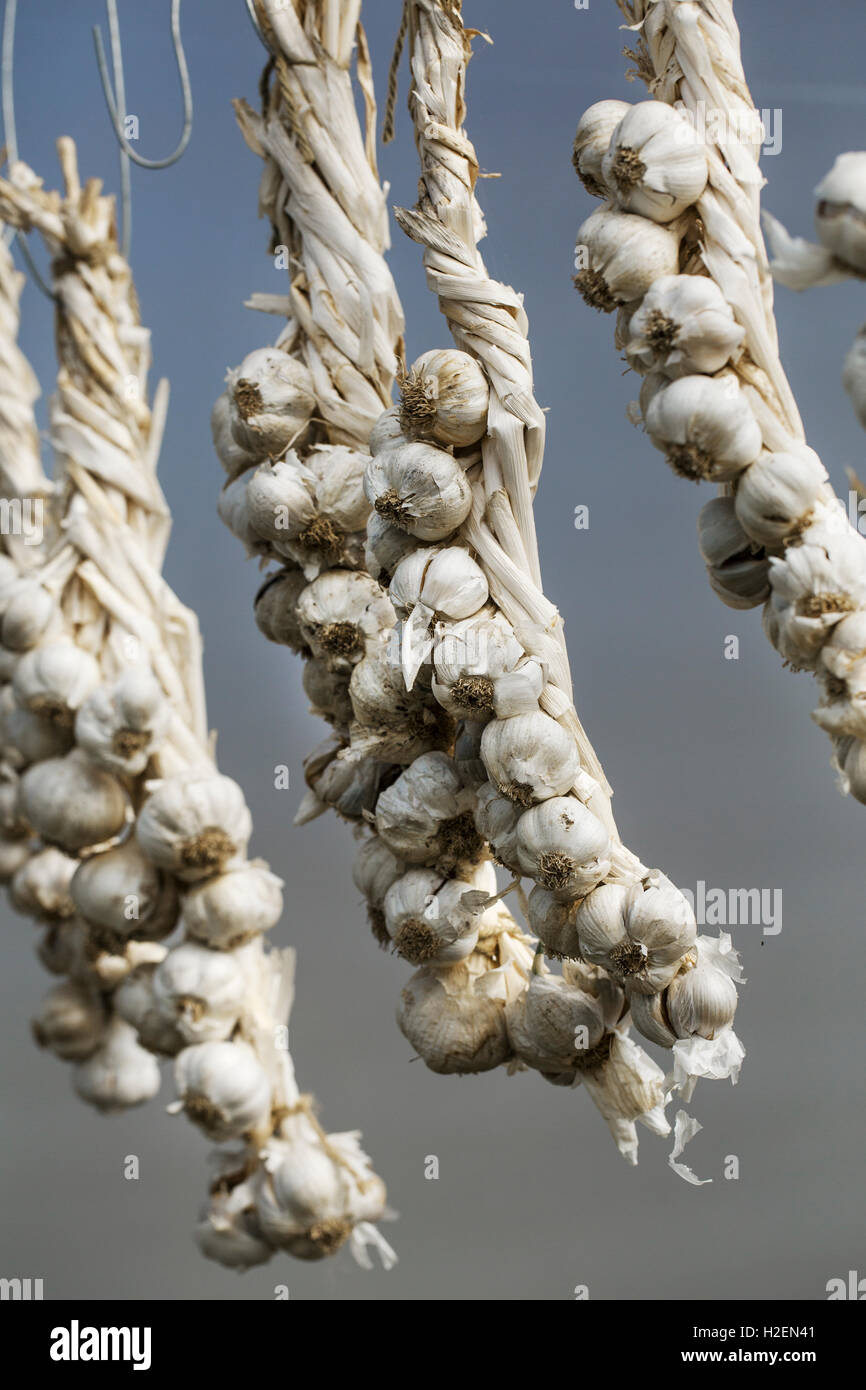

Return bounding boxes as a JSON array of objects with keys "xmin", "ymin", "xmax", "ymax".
[
  {"xmin": 302, "ymin": 658, "xmax": 353, "ymax": 727},
  {"xmin": 574, "ymin": 207, "xmax": 681, "ymax": 311},
  {"xmin": 603, "ymin": 101, "xmax": 708, "ymax": 223},
  {"xmin": 765, "ymin": 530, "xmax": 866, "ymax": 670},
  {"xmin": 227, "ymin": 347, "xmax": 316, "ymax": 456},
  {"xmin": 573, "ymin": 99, "xmax": 631, "ymax": 197},
  {"xmin": 481, "ymin": 712, "xmax": 581, "ymax": 807},
  {"xmin": 306, "ymin": 444, "xmax": 372, "ymax": 534},
  {"xmin": 624, "ymin": 873, "xmax": 698, "ymax": 976},
  {"xmin": 843, "ymin": 325, "xmax": 866, "ymax": 429},
  {"xmin": 364, "ymin": 441, "xmax": 473, "ymax": 541},
  {"xmin": 389, "ymin": 546, "xmax": 488, "ymax": 622},
  {"xmin": 431, "ymin": 609, "xmax": 535, "ymax": 719},
  {"xmin": 0, "ymin": 578, "xmax": 57, "ymax": 651},
  {"xmin": 173, "ymin": 1040, "xmax": 272, "ymax": 1140},
  {"xmin": 506, "ymin": 972, "xmax": 607, "ymax": 1079},
  {"xmin": 75, "ymin": 667, "xmax": 170, "ymax": 775},
  {"xmin": 665, "ymin": 945, "xmax": 739, "ymax": 1040},
  {"xmin": 0, "ymin": 832, "xmax": 31, "ymax": 882},
  {"xmin": 296, "ymin": 569, "xmax": 395, "ymax": 669},
  {"xmin": 352, "ymin": 836, "xmax": 406, "ymax": 928},
  {"xmin": 13, "ymin": 640, "xmax": 101, "ymax": 728},
  {"xmin": 625, "ymin": 275, "xmax": 744, "ymax": 376},
  {"xmin": 196, "ymin": 1177, "xmax": 274, "ymax": 1271},
  {"xmin": 399, "ymin": 349, "xmax": 489, "ymax": 447},
  {"xmin": 697, "ymin": 496, "xmax": 769, "ymax": 611},
  {"xmin": 70, "ymin": 838, "xmax": 179, "ymax": 943},
  {"xmin": 182, "ymin": 863, "xmax": 284, "ymax": 949},
  {"xmin": 374, "ymin": 751, "xmax": 481, "ymax": 868},
  {"xmin": 211, "ymin": 390, "xmax": 259, "ymax": 481},
  {"xmin": 575, "ymin": 874, "xmax": 696, "ymax": 995},
  {"xmin": 733, "ymin": 445, "xmax": 827, "ymax": 546},
  {"xmin": 814, "ymin": 152, "xmax": 866, "ymax": 274},
  {"xmin": 369, "ymin": 404, "xmax": 407, "ymax": 456},
  {"xmin": 73, "ymin": 1018, "xmax": 161, "ymax": 1112},
  {"xmin": 0, "ymin": 684, "xmax": 73, "ymax": 764},
  {"xmin": 254, "ymin": 568, "xmax": 308, "ymax": 651},
  {"xmin": 217, "ymin": 473, "xmax": 266, "ymax": 557},
  {"xmin": 31, "ymin": 981, "xmax": 105, "ymax": 1061},
  {"xmin": 516, "ymin": 797, "xmax": 611, "ymax": 900},
  {"xmin": 10, "ymin": 845, "xmax": 78, "ymax": 922},
  {"xmin": 473, "ymin": 780, "xmax": 523, "ymax": 873},
  {"xmin": 348, "ymin": 639, "xmax": 452, "ymax": 763},
  {"xmin": 821, "ymin": 610, "xmax": 866, "ymax": 682},
  {"xmin": 19, "ymin": 750, "xmax": 129, "ymax": 853},
  {"xmin": 136, "ymin": 771, "xmax": 252, "ymax": 882},
  {"xmin": 627, "ymin": 985, "xmax": 677, "ymax": 1049},
  {"xmin": 397, "ymin": 956, "xmax": 510, "ymax": 1074},
  {"xmin": 364, "ymin": 511, "xmax": 420, "ymax": 585},
  {"xmin": 152, "ymin": 943, "xmax": 245, "ymax": 1045},
  {"xmin": 645, "ymin": 374, "xmax": 762, "ymax": 482},
  {"xmin": 527, "ymin": 886, "xmax": 581, "ymax": 958},
  {"xmin": 114, "ymin": 962, "xmax": 184, "ymax": 1057},
  {"xmin": 246, "ymin": 454, "xmax": 317, "ymax": 545},
  {"xmin": 383, "ymin": 862, "xmax": 495, "ymax": 965}
]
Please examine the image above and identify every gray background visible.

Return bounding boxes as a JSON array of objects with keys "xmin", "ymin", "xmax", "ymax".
[{"xmin": 2, "ymin": 0, "xmax": 865, "ymax": 1301}]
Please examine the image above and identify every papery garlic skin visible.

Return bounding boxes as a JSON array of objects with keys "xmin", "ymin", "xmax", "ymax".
[
  {"xmin": 603, "ymin": 101, "xmax": 708, "ymax": 223},
  {"xmin": 481, "ymin": 712, "xmax": 581, "ymax": 807},
  {"xmin": 383, "ymin": 862, "xmax": 495, "ymax": 965},
  {"xmin": 227, "ymin": 346, "xmax": 316, "ymax": 456},
  {"xmin": 399, "ymin": 349, "xmax": 489, "ymax": 448},
  {"xmin": 573, "ymin": 100, "xmax": 631, "ymax": 197},
  {"xmin": 32, "ymin": 981, "xmax": 105, "ymax": 1060},
  {"xmin": 73, "ymin": 1018, "xmax": 161, "ymax": 1112},
  {"xmin": 626, "ymin": 275, "xmax": 744, "ymax": 377},
  {"xmin": 734, "ymin": 445, "xmax": 827, "ymax": 546},
  {"xmin": 70, "ymin": 838, "xmax": 179, "ymax": 944},
  {"xmin": 173, "ymin": 1040, "xmax": 272, "ymax": 1140},
  {"xmin": 516, "ymin": 797, "xmax": 611, "ymax": 900},
  {"xmin": 645, "ymin": 374, "xmax": 762, "ymax": 482},
  {"xmin": 575, "ymin": 207, "xmax": 681, "ymax": 311},
  {"xmin": 374, "ymin": 751, "xmax": 481, "ymax": 868},
  {"xmin": 152, "ymin": 943, "xmax": 246, "ymax": 1044},
  {"xmin": 765, "ymin": 528, "xmax": 866, "ymax": 670},
  {"xmin": 136, "ymin": 772, "xmax": 252, "ymax": 882},
  {"xmin": 75, "ymin": 667, "xmax": 170, "ymax": 775},
  {"xmin": 19, "ymin": 750, "xmax": 129, "ymax": 853},
  {"xmin": 364, "ymin": 441, "xmax": 473, "ymax": 541},
  {"xmin": 814, "ymin": 152, "xmax": 866, "ymax": 275},
  {"xmin": 196, "ymin": 1178, "xmax": 274, "ymax": 1271},
  {"xmin": 182, "ymin": 863, "xmax": 283, "ymax": 949},
  {"xmin": 397, "ymin": 955, "xmax": 511, "ymax": 1074},
  {"xmin": 580, "ymin": 1032, "xmax": 670, "ymax": 1165}
]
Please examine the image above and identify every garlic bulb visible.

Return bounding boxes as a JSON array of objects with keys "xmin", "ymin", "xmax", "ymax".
[
  {"xmin": 10, "ymin": 845, "xmax": 78, "ymax": 922},
  {"xmin": 0, "ymin": 832, "xmax": 31, "ymax": 882},
  {"xmin": 348, "ymin": 641, "xmax": 453, "ymax": 763},
  {"xmin": 397, "ymin": 956, "xmax": 511, "ymax": 1074},
  {"xmin": 453, "ymin": 718, "xmax": 488, "ymax": 790},
  {"xmin": 13, "ymin": 639, "xmax": 101, "ymax": 727},
  {"xmin": 246, "ymin": 455, "xmax": 317, "ymax": 545},
  {"xmin": 603, "ymin": 101, "xmax": 708, "ymax": 223},
  {"xmin": 352, "ymin": 835, "xmax": 405, "ymax": 908},
  {"xmin": 306, "ymin": 444, "xmax": 371, "ymax": 533},
  {"xmin": 573, "ymin": 99, "xmax": 631, "ymax": 197},
  {"xmin": 0, "ymin": 767, "xmax": 27, "ymax": 837},
  {"xmin": 733, "ymin": 445, "xmax": 827, "ymax": 546},
  {"xmin": 473, "ymin": 780, "xmax": 523, "ymax": 873},
  {"xmin": 364, "ymin": 441, "xmax": 473, "ymax": 541},
  {"xmin": 625, "ymin": 275, "xmax": 744, "ymax": 376},
  {"xmin": 765, "ymin": 529, "xmax": 866, "ymax": 669},
  {"xmin": 627, "ymin": 985, "xmax": 677, "ymax": 1049},
  {"xmin": 73, "ymin": 1018, "xmax": 161, "ymax": 1112},
  {"xmin": 254, "ymin": 568, "xmax": 308, "ymax": 651},
  {"xmin": 527, "ymin": 886, "xmax": 581, "ymax": 958},
  {"xmin": 697, "ymin": 496, "xmax": 769, "ymax": 611},
  {"xmin": 574, "ymin": 207, "xmax": 680, "ymax": 311},
  {"xmin": 369, "ymin": 404, "xmax": 406, "ymax": 456},
  {"xmin": 70, "ymin": 838, "xmax": 179, "ymax": 944},
  {"xmin": 19, "ymin": 750, "xmax": 129, "ymax": 853},
  {"xmin": 645, "ymin": 375, "xmax": 762, "ymax": 482},
  {"xmin": 842, "ymin": 737, "xmax": 866, "ymax": 804},
  {"xmin": 173, "ymin": 1040, "xmax": 272, "ymax": 1140},
  {"xmin": 374, "ymin": 751, "xmax": 482, "ymax": 868},
  {"xmin": 152, "ymin": 943, "xmax": 245, "ymax": 1045},
  {"xmin": 516, "ymin": 797, "xmax": 611, "ymax": 900},
  {"xmin": 182, "ymin": 863, "xmax": 284, "ymax": 949},
  {"xmin": 136, "ymin": 771, "xmax": 252, "ymax": 882},
  {"xmin": 0, "ymin": 578, "xmax": 56, "ymax": 651},
  {"xmin": 383, "ymin": 862, "xmax": 495, "ymax": 965},
  {"xmin": 821, "ymin": 610, "xmax": 866, "ymax": 682},
  {"xmin": 843, "ymin": 325, "xmax": 866, "ymax": 429},
  {"xmin": 624, "ymin": 873, "xmax": 698, "ymax": 977},
  {"xmin": 227, "ymin": 346, "xmax": 316, "ymax": 456},
  {"xmin": 75, "ymin": 667, "xmax": 170, "ymax": 775},
  {"xmin": 254, "ymin": 1114, "xmax": 386, "ymax": 1259},
  {"xmin": 114, "ymin": 962, "xmax": 184, "ymax": 1057},
  {"xmin": 665, "ymin": 946, "xmax": 739, "ymax": 1040},
  {"xmin": 481, "ymin": 712, "xmax": 581, "ymax": 807},
  {"xmin": 302, "ymin": 658, "xmax": 353, "ymax": 727},
  {"xmin": 389, "ymin": 546, "xmax": 489, "ymax": 622},
  {"xmin": 32, "ymin": 981, "xmax": 105, "ymax": 1060},
  {"xmin": 506, "ymin": 973, "xmax": 607, "ymax": 1080},
  {"xmin": 364, "ymin": 512, "xmax": 420, "ymax": 586},
  {"xmin": 575, "ymin": 874, "xmax": 696, "ymax": 994},
  {"xmin": 814, "ymin": 152, "xmax": 866, "ymax": 274},
  {"xmin": 0, "ymin": 687, "xmax": 73, "ymax": 764},
  {"xmin": 211, "ymin": 390, "xmax": 259, "ymax": 481},
  {"xmin": 399, "ymin": 349, "xmax": 489, "ymax": 447},
  {"xmin": 217, "ymin": 474, "xmax": 266, "ymax": 557},
  {"xmin": 431, "ymin": 609, "xmax": 540, "ymax": 719},
  {"xmin": 296, "ymin": 570, "xmax": 395, "ymax": 670},
  {"xmin": 196, "ymin": 1178, "xmax": 274, "ymax": 1271}
]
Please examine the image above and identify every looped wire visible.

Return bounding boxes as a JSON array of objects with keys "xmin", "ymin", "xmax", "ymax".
[{"xmin": 0, "ymin": 0, "xmax": 56, "ymax": 299}]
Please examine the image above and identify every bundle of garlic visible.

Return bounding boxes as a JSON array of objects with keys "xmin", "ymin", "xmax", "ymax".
[
  {"xmin": 761, "ymin": 151, "xmax": 866, "ymax": 432},
  {"xmin": 572, "ymin": 0, "xmax": 866, "ymax": 804},
  {"xmin": 0, "ymin": 142, "xmax": 393, "ymax": 1272},
  {"xmin": 217, "ymin": 0, "xmax": 743, "ymax": 1174}
]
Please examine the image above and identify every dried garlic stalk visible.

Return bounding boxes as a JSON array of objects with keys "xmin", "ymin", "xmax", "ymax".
[
  {"xmin": 571, "ymin": 0, "xmax": 866, "ymax": 801},
  {"xmin": 0, "ymin": 142, "xmax": 393, "ymax": 1273}
]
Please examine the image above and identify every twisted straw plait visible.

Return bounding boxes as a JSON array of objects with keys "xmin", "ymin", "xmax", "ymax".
[
  {"xmin": 0, "ymin": 239, "xmax": 53, "ymax": 571},
  {"xmin": 0, "ymin": 142, "xmax": 394, "ymax": 1272},
  {"xmin": 606, "ymin": 0, "xmax": 866, "ymax": 794}
]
